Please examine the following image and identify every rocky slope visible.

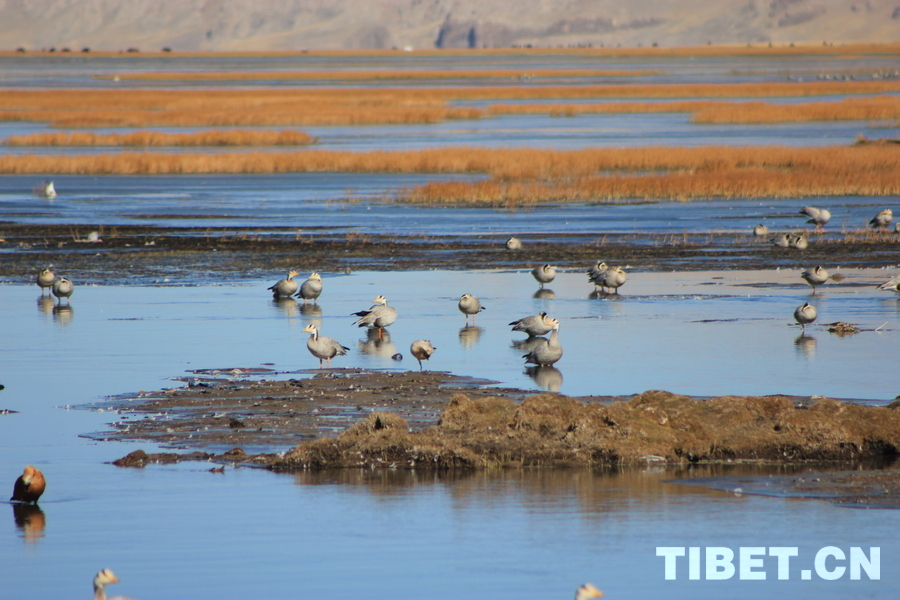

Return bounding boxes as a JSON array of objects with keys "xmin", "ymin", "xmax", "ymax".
[{"xmin": 1, "ymin": 0, "xmax": 898, "ymax": 52}]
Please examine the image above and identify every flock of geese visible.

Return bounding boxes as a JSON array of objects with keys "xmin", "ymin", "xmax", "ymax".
[{"xmin": 758, "ymin": 205, "xmax": 898, "ymax": 250}]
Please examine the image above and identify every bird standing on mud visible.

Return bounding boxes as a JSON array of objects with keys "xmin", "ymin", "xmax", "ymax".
[
  {"xmin": 870, "ymin": 208, "xmax": 893, "ymax": 230},
  {"xmin": 36, "ymin": 268, "xmax": 55, "ymax": 295},
  {"xmin": 522, "ymin": 318, "xmax": 562, "ymax": 367},
  {"xmin": 801, "ymin": 265, "xmax": 829, "ymax": 294},
  {"xmin": 268, "ymin": 270, "xmax": 299, "ymax": 298},
  {"xmin": 794, "ymin": 303, "xmax": 817, "ymax": 331},
  {"xmin": 10, "ymin": 465, "xmax": 46, "ymax": 503},
  {"xmin": 458, "ymin": 293, "xmax": 485, "ymax": 325},
  {"xmin": 799, "ymin": 206, "xmax": 831, "ymax": 230},
  {"xmin": 302, "ymin": 324, "xmax": 349, "ymax": 368},
  {"xmin": 352, "ymin": 295, "xmax": 397, "ymax": 338},
  {"xmin": 531, "ymin": 264, "xmax": 557, "ymax": 287},
  {"xmin": 296, "ymin": 272, "xmax": 323, "ymax": 304},
  {"xmin": 410, "ymin": 340, "xmax": 436, "ymax": 371}
]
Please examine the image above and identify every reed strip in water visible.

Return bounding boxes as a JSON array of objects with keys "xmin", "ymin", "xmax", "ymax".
[{"xmin": 4, "ymin": 130, "xmax": 315, "ymax": 147}]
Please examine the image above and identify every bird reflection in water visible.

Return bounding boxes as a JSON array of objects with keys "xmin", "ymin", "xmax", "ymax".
[
  {"xmin": 12, "ymin": 504, "xmax": 45, "ymax": 543},
  {"xmin": 794, "ymin": 333, "xmax": 817, "ymax": 358},
  {"xmin": 458, "ymin": 325, "xmax": 483, "ymax": 348},
  {"xmin": 525, "ymin": 365, "xmax": 563, "ymax": 392},
  {"xmin": 51, "ymin": 304, "xmax": 74, "ymax": 325},
  {"xmin": 299, "ymin": 303, "xmax": 323, "ymax": 319},
  {"xmin": 357, "ymin": 328, "xmax": 398, "ymax": 359},
  {"xmin": 511, "ymin": 336, "xmax": 547, "ymax": 354},
  {"xmin": 271, "ymin": 296, "xmax": 299, "ymax": 318},
  {"xmin": 532, "ymin": 288, "xmax": 556, "ymax": 300},
  {"xmin": 37, "ymin": 295, "xmax": 55, "ymax": 316}
]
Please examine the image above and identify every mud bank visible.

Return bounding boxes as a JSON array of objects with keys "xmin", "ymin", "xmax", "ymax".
[
  {"xmin": 3, "ymin": 224, "xmax": 899, "ymax": 284},
  {"xmin": 97, "ymin": 371, "xmax": 900, "ymax": 471}
]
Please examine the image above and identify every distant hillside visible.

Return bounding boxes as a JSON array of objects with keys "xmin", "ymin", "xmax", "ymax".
[{"xmin": 1, "ymin": 0, "xmax": 899, "ymax": 52}]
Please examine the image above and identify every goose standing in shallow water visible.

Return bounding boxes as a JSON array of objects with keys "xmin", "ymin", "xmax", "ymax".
[
  {"xmin": 352, "ymin": 295, "xmax": 397, "ymax": 338},
  {"xmin": 10, "ymin": 465, "xmax": 45, "ymax": 503},
  {"xmin": 794, "ymin": 303, "xmax": 817, "ymax": 331},
  {"xmin": 92, "ymin": 569, "xmax": 135, "ymax": 600},
  {"xmin": 458, "ymin": 293, "xmax": 485, "ymax": 325},
  {"xmin": 36, "ymin": 268, "xmax": 55, "ymax": 295},
  {"xmin": 531, "ymin": 264, "xmax": 557, "ymax": 287},
  {"xmin": 410, "ymin": 339, "xmax": 436, "ymax": 371},
  {"xmin": 296, "ymin": 272, "xmax": 323, "ymax": 304},
  {"xmin": 799, "ymin": 206, "xmax": 831, "ymax": 230},
  {"xmin": 870, "ymin": 208, "xmax": 893, "ymax": 230},
  {"xmin": 602, "ymin": 266, "xmax": 627, "ymax": 293},
  {"xmin": 801, "ymin": 265, "xmax": 829, "ymax": 293},
  {"xmin": 51, "ymin": 277, "xmax": 73, "ymax": 304},
  {"xmin": 509, "ymin": 311, "xmax": 552, "ymax": 337},
  {"xmin": 522, "ymin": 318, "xmax": 562, "ymax": 367},
  {"xmin": 268, "ymin": 270, "xmax": 299, "ymax": 298},
  {"xmin": 302, "ymin": 324, "xmax": 349, "ymax": 367}
]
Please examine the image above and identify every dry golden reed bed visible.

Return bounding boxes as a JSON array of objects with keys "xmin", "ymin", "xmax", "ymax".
[
  {"xmin": 3, "ymin": 82, "xmax": 900, "ymax": 128},
  {"xmin": 4, "ymin": 144, "xmax": 899, "ymax": 205},
  {"xmin": 4, "ymin": 130, "xmax": 314, "ymax": 147}
]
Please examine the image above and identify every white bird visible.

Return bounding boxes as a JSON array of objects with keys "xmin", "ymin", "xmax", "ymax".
[
  {"xmin": 92, "ymin": 569, "xmax": 136, "ymax": 600},
  {"xmin": 773, "ymin": 233, "xmax": 791, "ymax": 248},
  {"xmin": 505, "ymin": 237, "xmax": 522, "ymax": 250},
  {"xmin": 522, "ymin": 318, "xmax": 562, "ymax": 367},
  {"xmin": 410, "ymin": 339, "xmax": 436, "ymax": 371},
  {"xmin": 799, "ymin": 206, "xmax": 831, "ymax": 230},
  {"xmin": 753, "ymin": 224, "xmax": 769, "ymax": 236},
  {"xmin": 36, "ymin": 268, "xmax": 55, "ymax": 295},
  {"xmin": 509, "ymin": 311, "xmax": 552, "ymax": 337},
  {"xmin": 458, "ymin": 293, "xmax": 485, "ymax": 325},
  {"xmin": 877, "ymin": 274, "xmax": 900, "ymax": 292},
  {"xmin": 35, "ymin": 181, "xmax": 56, "ymax": 198},
  {"xmin": 531, "ymin": 264, "xmax": 557, "ymax": 287},
  {"xmin": 870, "ymin": 208, "xmax": 893, "ymax": 230},
  {"xmin": 602, "ymin": 266, "xmax": 627, "ymax": 293},
  {"xmin": 302, "ymin": 324, "xmax": 349, "ymax": 368},
  {"xmin": 793, "ymin": 303, "xmax": 817, "ymax": 331},
  {"xmin": 352, "ymin": 295, "xmax": 397, "ymax": 338},
  {"xmin": 296, "ymin": 272, "xmax": 323, "ymax": 304},
  {"xmin": 268, "ymin": 270, "xmax": 299, "ymax": 298},
  {"xmin": 51, "ymin": 277, "xmax": 73, "ymax": 304},
  {"xmin": 801, "ymin": 265, "xmax": 829, "ymax": 293},
  {"xmin": 575, "ymin": 583, "xmax": 604, "ymax": 600}
]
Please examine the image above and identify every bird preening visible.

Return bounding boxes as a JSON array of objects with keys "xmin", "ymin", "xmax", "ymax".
[{"xmin": 10, "ymin": 465, "xmax": 46, "ymax": 503}]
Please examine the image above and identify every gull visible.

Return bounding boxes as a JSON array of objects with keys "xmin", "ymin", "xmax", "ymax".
[
  {"xmin": 458, "ymin": 293, "xmax": 485, "ymax": 325},
  {"xmin": 51, "ymin": 277, "xmax": 74, "ymax": 304},
  {"xmin": 799, "ymin": 206, "xmax": 831, "ymax": 230},
  {"xmin": 409, "ymin": 340, "xmax": 436, "ymax": 371},
  {"xmin": 296, "ymin": 272, "xmax": 323, "ymax": 304},
  {"xmin": 509, "ymin": 311, "xmax": 552, "ymax": 337},
  {"xmin": 793, "ymin": 303, "xmax": 817, "ymax": 331},
  {"xmin": 522, "ymin": 318, "xmax": 562, "ymax": 367},
  {"xmin": 531, "ymin": 264, "xmax": 557, "ymax": 287},
  {"xmin": 352, "ymin": 295, "xmax": 397, "ymax": 338},
  {"xmin": 870, "ymin": 208, "xmax": 893, "ymax": 230},
  {"xmin": 268, "ymin": 270, "xmax": 299, "ymax": 298},
  {"xmin": 302, "ymin": 324, "xmax": 349, "ymax": 368},
  {"xmin": 36, "ymin": 268, "xmax": 55, "ymax": 295}
]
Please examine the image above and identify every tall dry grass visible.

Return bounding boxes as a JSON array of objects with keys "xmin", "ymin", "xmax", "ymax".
[
  {"xmin": 2, "ymin": 145, "xmax": 899, "ymax": 205},
  {"xmin": 2, "ymin": 82, "xmax": 900, "ymax": 128},
  {"xmin": 4, "ymin": 130, "xmax": 314, "ymax": 147}
]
